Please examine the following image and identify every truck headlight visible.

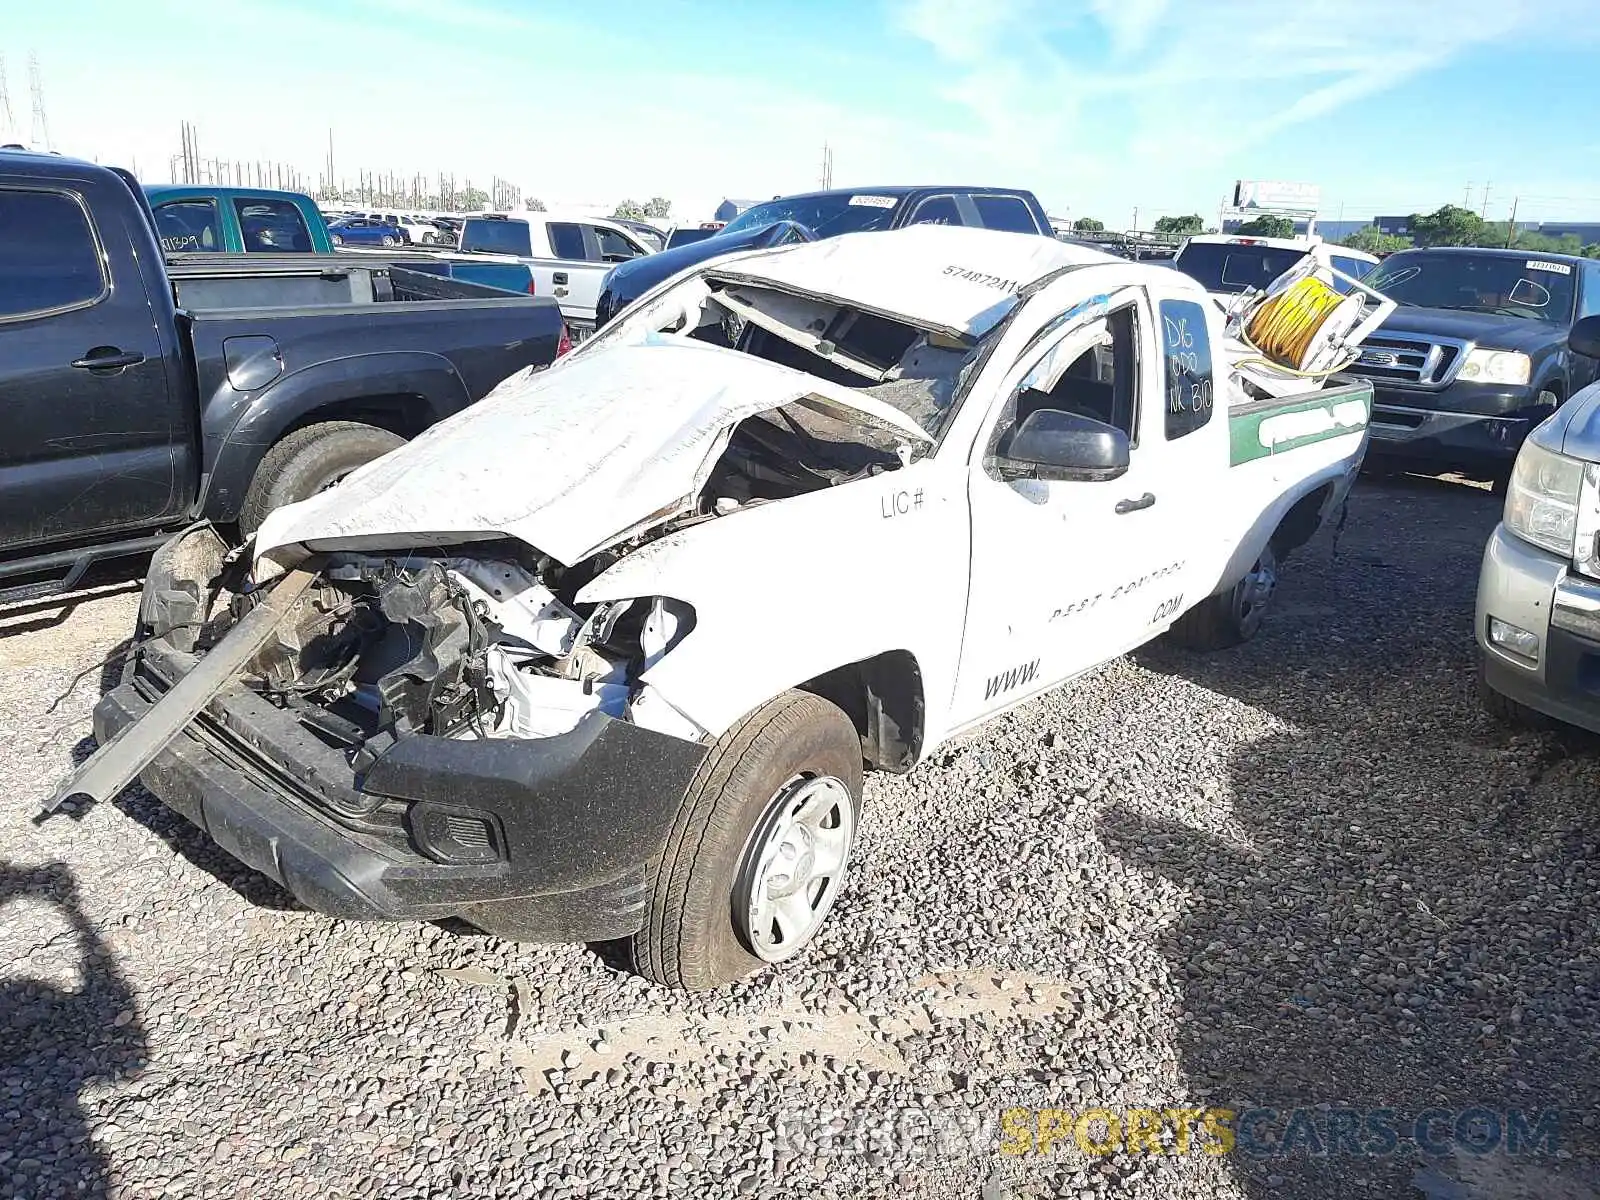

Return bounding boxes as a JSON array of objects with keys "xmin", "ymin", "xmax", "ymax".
[
  {"xmin": 1504, "ymin": 433, "xmax": 1583, "ymax": 556},
  {"xmin": 1458, "ymin": 348, "xmax": 1530, "ymax": 386}
]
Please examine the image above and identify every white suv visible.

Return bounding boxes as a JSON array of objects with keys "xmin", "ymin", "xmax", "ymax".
[{"xmin": 1175, "ymin": 234, "xmax": 1377, "ymax": 302}]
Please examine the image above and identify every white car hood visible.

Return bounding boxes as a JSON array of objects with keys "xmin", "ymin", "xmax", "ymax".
[{"xmin": 252, "ymin": 337, "xmax": 931, "ymax": 574}]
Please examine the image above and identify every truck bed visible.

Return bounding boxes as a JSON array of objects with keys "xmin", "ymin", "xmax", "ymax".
[
  {"xmin": 164, "ymin": 252, "xmax": 526, "ymax": 310},
  {"xmin": 1227, "ymin": 379, "xmax": 1373, "ymax": 466}
]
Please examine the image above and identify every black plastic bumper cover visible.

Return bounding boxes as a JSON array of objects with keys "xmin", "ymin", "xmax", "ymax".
[
  {"xmin": 94, "ymin": 664, "xmax": 706, "ymax": 941},
  {"xmin": 1483, "ymin": 628, "xmax": 1600, "ymax": 737}
]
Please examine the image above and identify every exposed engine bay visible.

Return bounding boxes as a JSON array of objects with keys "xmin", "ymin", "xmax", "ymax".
[{"xmin": 193, "ymin": 545, "xmax": 706, "ymax": 757}]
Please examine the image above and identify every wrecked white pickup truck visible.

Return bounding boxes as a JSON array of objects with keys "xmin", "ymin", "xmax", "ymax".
[{"xmin": 52, "ymin": 225, "xmax": 1375, "ymax": 989}]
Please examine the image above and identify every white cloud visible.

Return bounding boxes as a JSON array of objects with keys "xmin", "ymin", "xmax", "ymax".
[{"xmin": 895, "ymin": 0, "xmax": 1588, "ymax": 217}]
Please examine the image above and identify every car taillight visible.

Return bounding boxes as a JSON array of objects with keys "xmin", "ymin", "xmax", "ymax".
[
  {"xmin": 557, "ymin": 324, "xmax": 573, "ymax": 357},
  {"xmin": 526, "ymin": 278, "xmax": 536, "ymax": 295}
]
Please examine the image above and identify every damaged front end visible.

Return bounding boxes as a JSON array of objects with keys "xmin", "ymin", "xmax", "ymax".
[
  {"xmin": 73, "ymin": 525, "xmax": 709, "ymax": 941},
  {"xmin": 242, "ymin": 545, "xmax": 705, "ymax": 754}
]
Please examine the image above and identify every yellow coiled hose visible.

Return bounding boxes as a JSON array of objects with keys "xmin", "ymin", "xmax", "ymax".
[{"xmin": 1239, "ymin": 275, "xmax": 1355, "ymax": 377}]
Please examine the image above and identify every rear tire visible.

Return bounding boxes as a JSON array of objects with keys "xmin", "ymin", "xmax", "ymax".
[
  {"xmin": 1170, "ymin": 544, "xmax": 1278, "ymax": 651},
  {"xmin": 629, "ymin": 690, "xmax": 863, "ymax": 991},
  {"xmin": 382, "ymin": 235, "xmax": 398, "ymax": 246},
  {"xmin": 330, "ymin": 234, "xmax": 344, "ymax": 245},
  {"xmin": 240, "ymin": 420, "xmax": 405, "ymax": 536}
]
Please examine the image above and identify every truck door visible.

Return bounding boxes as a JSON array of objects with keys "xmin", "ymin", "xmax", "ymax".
[
  {"xmin": 0, "ymin": 177, "xmax": 189, "ymax": 553},
  {"xmin": 949, "ymin": 284, "xmax": 1188, "ymax": 725}
]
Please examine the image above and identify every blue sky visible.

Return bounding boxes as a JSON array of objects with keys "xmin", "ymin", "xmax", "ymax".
[{"xmin": 11, "ymin": 0, "xmax": 1600, "ymax": 227}]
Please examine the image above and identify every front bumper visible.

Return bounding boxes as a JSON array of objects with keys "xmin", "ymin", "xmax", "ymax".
[
  {"xmin": 1364, "ymin": 382, "xmax": 1549, "ymax": 469},
  {"xmin": 1477, "ymin": 523, "xmax": 1600, "ymax": 734},
  {"xmin": 94, "ymin": 638, "xmax": 705, "ymax": 940}
]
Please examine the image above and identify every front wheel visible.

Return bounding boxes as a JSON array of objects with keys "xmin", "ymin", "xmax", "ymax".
[
  {"xmin": 1169, "ymin": 544, "xmax": 1278, "ymax": 651},
  {"xmin": 239, "ymin": 420, "xmax": 406, "ymax": 536},
  {"xmin": 629, "ymin": 690, "xmax": 863, "ymax": 990}
]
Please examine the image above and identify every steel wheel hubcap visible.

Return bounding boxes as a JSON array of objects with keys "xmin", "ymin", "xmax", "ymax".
[{"xmin": 734, "ymin": 774, "xmax": 855, "ymax": 963}]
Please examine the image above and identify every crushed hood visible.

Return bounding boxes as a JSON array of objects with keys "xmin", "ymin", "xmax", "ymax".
[{"xmin": 253, "ymin": 337, "xmax": 932, "ymax": 573}]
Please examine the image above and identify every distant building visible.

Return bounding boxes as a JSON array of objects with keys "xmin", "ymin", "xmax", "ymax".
[
  {"xmin": 1535, "ymin": 222, "xmax": 1600, "ymax": 242},
  {"xmin": 713, "ymin": 198, "xmax": 760, "ymax": 222}
]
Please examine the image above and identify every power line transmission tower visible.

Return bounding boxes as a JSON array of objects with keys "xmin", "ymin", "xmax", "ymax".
[
  {"xmin": 29, "ymin": 53, "xmax": 50, "ymax": 151},
  {"xmin": 0, "ymin": 54, "xmax": 17, "ymax": 144}
]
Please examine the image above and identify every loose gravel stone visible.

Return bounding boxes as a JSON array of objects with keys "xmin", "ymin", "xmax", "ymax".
[{"xmin": 2, "ymin": 479, "xmax": 1599, "ymax": 1199}]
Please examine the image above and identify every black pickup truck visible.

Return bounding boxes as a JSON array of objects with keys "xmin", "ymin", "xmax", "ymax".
[
  {"xmin": 1348, "ymin": 247, "xmax": 1600, "ymax": 477},
  {"xmin": 593, "ymin": 184, "xmax": 1054, "ymax": 328},
  {"xmin": 0, "ymin": 150, "xmax": 565, "ymax": 602}
]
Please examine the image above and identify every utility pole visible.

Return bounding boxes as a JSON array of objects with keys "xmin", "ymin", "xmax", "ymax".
[
  {"xmin": 28, "ymin": 53, "xmax": 50, "ymax": 152},
  {"xmin": 1464, "ymin": 182, "xmax": 1473, "ymax": 209},
  {"xmin": 1480, "ymin": 182, "xmax": 1491, "ymax": 219},
  {"xmin": 1506, "ymin": 196, "xmax": 1519, "ymax": 248},
  {"xmin": 1132, "ymin": 206, "xmax": 1139, "ymax": 232},
  {"xmin": 819, "ymin": 143, "xmax": 833, "ymax": 190}
]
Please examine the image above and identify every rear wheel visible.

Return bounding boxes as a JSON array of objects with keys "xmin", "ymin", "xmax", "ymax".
[
  {"xmin": 1170, "ymin": 544, "xmax": 1278, "ymax": 651},
  {"xmin": 381, "ymin": 234, "xmax": 398, "ymax": 247},
  {"xmin": 629, "ymin": 690, "xmax": 863, "ymax": 990},
  {"xmin": 240, "ymin": 420, "xmax": 405, "ymax": 536},
  {"xmin": 330, "ymin": 233, "xmax": 344, "ymax": 245}
]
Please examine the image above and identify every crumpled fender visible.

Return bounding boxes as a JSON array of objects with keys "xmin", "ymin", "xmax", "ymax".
[{"xmin": 576, "ymin": 458, "xmax": 969, "ymax": 742}]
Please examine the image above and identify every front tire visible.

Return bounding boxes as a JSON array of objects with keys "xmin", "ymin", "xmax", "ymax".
[
  {"xmin": 629, "ymin": 690, "xmax": 863, "ymax": 990},
  {"xmin": 1479, "ymin": 656, "xmax": 1550, "ymax": 730},
  {"xmin": 1170, "ymin": 544, "xmax": 1278, "ymax": 650},
  {"xmin": 239, "ymin": 420, "xmax": 405, "ymax": 536}
]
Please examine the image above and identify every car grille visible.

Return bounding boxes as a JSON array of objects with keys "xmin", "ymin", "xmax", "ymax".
[{"xmin": 1348, "ymin": 335, "xmax": 1467, "ymax": 388}]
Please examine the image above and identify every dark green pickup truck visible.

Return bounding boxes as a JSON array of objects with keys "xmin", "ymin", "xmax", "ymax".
[{"xmin": 144, "ymin": 184, "xmax": 536, "ymax": 295}]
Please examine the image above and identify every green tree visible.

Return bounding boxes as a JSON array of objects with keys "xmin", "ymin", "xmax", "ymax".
[
  {"xmin": 643, "ymin": 197, "xmax": 672, "ymax": 219},
  {"xmin": 1407, "ymin": 204, "xmax": 1482, "ymax": 247},
  {"xmin": 1336, "ymin": 225, "xmax": 1411, "ymax": 255},
  {"xmin": 525, "ymin": 197, "xmax": 547, "ymax": 212},
  {"xmin": 1072, "ymin": 216, "xmax": 1105, "ymax": 232},
  {"xmin": 612, "ymin": 199, "xmax": 646, "ymax": 221},
  {"xmin": 1154, "ymin": 214, "xmax": 1204, "ymax": 235},
  {"xmin": 459, "ymin": 187, "xmax": 489, "ymax": 212},
  {"xmin": 1585, "ymin": 244, "xmax": 1600, "ymax": 259},
  {"xmin": 1235, "ymin": 214, "xmax": 1296, "ymax": 238}
]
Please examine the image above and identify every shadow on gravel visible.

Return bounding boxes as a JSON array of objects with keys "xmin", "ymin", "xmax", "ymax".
[
  {"xmin": 0, "ymin": 861, "xmax": 146, "ymax": 1198},
  {"xmin": 1108, "ymin": 478, "xmax": 1600, "ymax": 1198},
  {"xmin": 0, "ymin": 559, "xmax": 146, "ymax": 636}
]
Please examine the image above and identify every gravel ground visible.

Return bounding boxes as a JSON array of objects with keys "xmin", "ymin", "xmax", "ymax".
[{"xmin": 3, "ymin": 476, "xmax": 1598, "ymax": 1199}]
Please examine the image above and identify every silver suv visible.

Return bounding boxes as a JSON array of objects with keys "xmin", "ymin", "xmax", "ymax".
[{"xmin": 1477, "ymin": 315, "xmax": 1600, "ymax": 729}]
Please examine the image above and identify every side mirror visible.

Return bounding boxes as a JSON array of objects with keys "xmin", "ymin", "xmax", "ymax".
[
  {"xmin": 995, "ymin": 406, "xmax": 1130, "ymax": 483},
  {"xmin": 1571, "ymin": 315, "xmax": 1600, "ymax": 359}
]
